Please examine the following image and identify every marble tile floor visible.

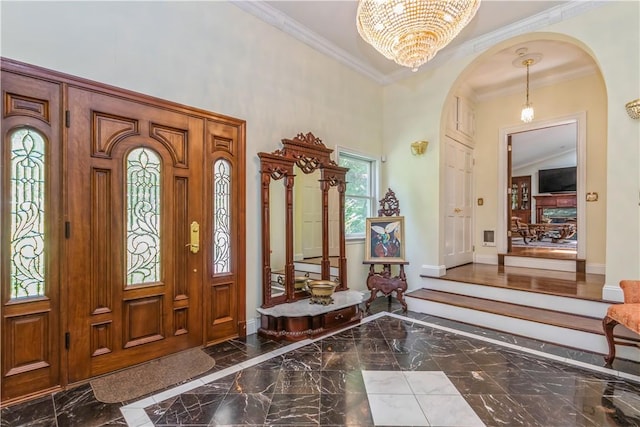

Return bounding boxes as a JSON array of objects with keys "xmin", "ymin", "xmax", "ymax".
[{"xmin": 1, "ymin": 297, "xmax": 639, "ymax": 427}]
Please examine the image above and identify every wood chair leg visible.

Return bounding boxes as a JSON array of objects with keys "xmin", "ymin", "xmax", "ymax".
[{"xmin": 602, "ymin": 316, "xmax": 618, "ymax": 367}]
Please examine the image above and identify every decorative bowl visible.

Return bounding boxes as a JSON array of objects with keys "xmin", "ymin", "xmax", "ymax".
[
  {"xmin": 294, "ymin": 276, "xmax": 310, "ymax": 290},
  {"xmin": 305, "ymin": 280, "xmax": 337, "ymax": 305}
]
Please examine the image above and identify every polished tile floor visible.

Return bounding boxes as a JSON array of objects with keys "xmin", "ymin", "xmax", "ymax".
[{"xmin": 2, "ymin": 298, "xmax": 640, "ymax": 426}]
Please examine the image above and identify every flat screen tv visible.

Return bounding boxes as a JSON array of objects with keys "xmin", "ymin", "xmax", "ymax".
[{"xmin": 538, "ymin": 166, "xmax": 576, "ymax": 193}]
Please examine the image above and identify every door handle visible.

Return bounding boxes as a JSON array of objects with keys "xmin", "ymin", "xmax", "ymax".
[
  {"xmin": 454, "ymin": 208, "xmax": 462, "ymax": 213},
  {"xmin": 186, "ymin": 221, "xmax": 200, "ymax": 253}
]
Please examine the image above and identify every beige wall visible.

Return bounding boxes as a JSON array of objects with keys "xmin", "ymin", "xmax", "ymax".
[
  {"xmin": 383, "ymin": 2, "xmax": 639, "ymax": 299},
  {"xmin": 0, "ymin": 1, "xmax": 382, "ymax": 323},
  {"xmin": 474, "ymin": 73, "xmax": 608, "ymax": 266},
  {"xmin": 1, "ymin": 1, "xmax": 638, "ymax": 310}
]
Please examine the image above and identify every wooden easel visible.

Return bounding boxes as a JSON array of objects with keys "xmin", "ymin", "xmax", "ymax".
[{"xmin": 363, "ymin": 189, "xmax": 408, "ymax": 313}]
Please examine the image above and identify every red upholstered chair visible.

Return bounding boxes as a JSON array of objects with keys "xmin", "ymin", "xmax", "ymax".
[{"xmin": 602, "ymin": 280, "xmax": 640, "ymax": 366}]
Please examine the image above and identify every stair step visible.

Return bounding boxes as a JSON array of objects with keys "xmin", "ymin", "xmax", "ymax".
[{"xmin": 407, "ymin": 288, "xmax": 639, "ymax": 342}]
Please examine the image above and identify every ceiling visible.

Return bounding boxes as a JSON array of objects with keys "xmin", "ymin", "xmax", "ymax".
[
  {"xmin": 511, "ymin": 123, "xmax": 577, "ymax": 170},
  {"xmin": 234, "ymin": 1, "xmax": 600, "ymax": 92},
  {"xmin": 234, "ymin": 1, "xmax": 599, "ymax": 166}
]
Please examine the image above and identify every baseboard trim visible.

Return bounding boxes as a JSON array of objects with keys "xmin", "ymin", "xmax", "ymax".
[
  {"xmin": 602, "ymin": 283, "xmax": 623, "ymax": 302},
  {"xmin": 421, "ymin": 264, "xmax": 446, "ymax": 277},
  {"xmin": 247, "ymin": 317, "xmax": 258, "ymax": 335}
]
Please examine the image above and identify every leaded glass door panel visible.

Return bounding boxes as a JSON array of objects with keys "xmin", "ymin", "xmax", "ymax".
[
  {"xmin": 65, "ymin": 87, "xmax": 205, "ymax": 381},
  {"xmin": 1, "ymin": 71, "xmax": 63, "ymax": 402}
]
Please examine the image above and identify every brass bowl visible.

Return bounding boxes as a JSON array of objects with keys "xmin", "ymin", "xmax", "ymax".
[
  {"xmin": 294, "ymin": 276, "xmax": 310, "ymax": 290},
  {"xmin": 305, "ymin": 280, "xmax": 337, "ymax": 304}
]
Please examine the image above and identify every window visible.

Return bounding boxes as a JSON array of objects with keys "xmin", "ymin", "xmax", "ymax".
[
  {"xmin": 212, "ymin": 158, "xmax": 231, "ymax": 274},
  {"xmin": 10, "ymin": 128, "xmax": 46, "ymax": 298},
  {"xmin": 338, "ymin": 150, "xmax": 378, "ymax": 238},
  {"xmin": 126, "ymin": 147, "xmax": 161, "ymax": 285}
]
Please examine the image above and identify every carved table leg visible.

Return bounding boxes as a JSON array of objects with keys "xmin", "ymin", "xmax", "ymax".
[
  {"xmin": 365, "ymin": 288, "xmax": 379, "ymax": 313},
  {"xmin": 603, "ymin": 315, "xmax": 618, "ymax": 367},
  {"xmin": 397, "ymin": 265, "xmax": 408, "ymax": 312},
  {"xmin": 365, "ymin": 264, "xmax": 377, "ymax": 313}
]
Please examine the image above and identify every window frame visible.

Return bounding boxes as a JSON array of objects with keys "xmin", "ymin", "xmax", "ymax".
[{"xmin": 336, "ymin": 147, "xmax": 379, "ymax": 241}]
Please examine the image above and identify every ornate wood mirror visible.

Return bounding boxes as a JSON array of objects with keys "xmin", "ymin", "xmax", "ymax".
[{"xmin": 259, "ymin": 132, "xmax": 348, "ymax": 308}]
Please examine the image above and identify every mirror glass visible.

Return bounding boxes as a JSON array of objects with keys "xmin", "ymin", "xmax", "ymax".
[
  {"xmin": 269, "ymin": 177, "xmax": 287, "ymax": 299},
  {"xmin": 292, "ymin": 167, "xmax": 342, "ymax": 286}
]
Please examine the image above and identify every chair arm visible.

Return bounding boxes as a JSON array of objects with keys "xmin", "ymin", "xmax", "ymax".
[{"xmin": 620, "ymin": 280, "xmax": 640, "ymax": 303}]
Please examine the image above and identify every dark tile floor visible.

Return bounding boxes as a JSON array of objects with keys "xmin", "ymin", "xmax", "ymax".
[{"xmin": 1, "ymin": 298, "xmax": 639, "ymax": 426}]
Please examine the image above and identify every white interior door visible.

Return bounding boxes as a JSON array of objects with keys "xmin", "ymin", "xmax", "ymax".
[{"xmin": 444, "ymin": 136, "xmax": 474, "ymax": 268}]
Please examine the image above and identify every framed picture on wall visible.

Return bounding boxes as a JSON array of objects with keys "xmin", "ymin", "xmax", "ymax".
[{"xmin": 364, "ymin": 216, "xmax": 405, "ymax": 262}]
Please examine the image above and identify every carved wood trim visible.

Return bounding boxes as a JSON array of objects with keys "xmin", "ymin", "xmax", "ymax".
[
  {"xmin": 378, "ymin": 188, "xmax": 401, "ymax": 217},
  {"xmin": 258, "ymin": 132, "xmax": 349, "ymax": 308}
]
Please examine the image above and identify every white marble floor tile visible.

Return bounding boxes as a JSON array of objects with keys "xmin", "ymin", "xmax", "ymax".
[
  {"xmin": 368, "ymin": 394, "xmax": 429, "ymax": 426},
  {"xmin": 362, "ymin": 370, "xmax": 413, "ymax": 394},
  {"xmin": 403, "ymin": 371, "xmax": 460, "ymax": 395},
  {"xmin": 416, "ymin": 394, "xmax": 486, "ymax": 427}
]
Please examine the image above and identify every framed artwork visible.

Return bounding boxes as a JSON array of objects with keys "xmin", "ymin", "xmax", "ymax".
[{"xmin": 364, "ymin": 216, "xmax": 405, "ymax": 262}]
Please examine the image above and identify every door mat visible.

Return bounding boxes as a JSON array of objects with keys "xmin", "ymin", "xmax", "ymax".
[{"xmin": 90, "ymin": 347, "xmax": 215, "ymax": 403}]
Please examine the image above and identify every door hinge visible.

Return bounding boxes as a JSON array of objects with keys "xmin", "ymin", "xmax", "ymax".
[
  {"xmin": 472, "ymin": 245, "xmax": 475, "ymax": 251},
  {"xmin": 65, "ymin": 332, "xmax": 70, "ymax": 350},
  {"xmin": 507, "ymin": 144, "xmax": 512, "ymax": 151},
  {"xmin": 65, "ymin": 110, "xmax": 70, "ymax": 128},
  {"xmin": 65, "ymin": 221, "xmax": 71, "ymax": 239}
]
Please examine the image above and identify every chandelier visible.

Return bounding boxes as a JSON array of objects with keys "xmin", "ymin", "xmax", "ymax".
[{"xmin": 356, "ymin": 0, "xmax": 481, "ymax": 72}]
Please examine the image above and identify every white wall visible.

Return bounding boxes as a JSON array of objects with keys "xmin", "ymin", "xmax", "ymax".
[
  {"xmin": 0, "ymin": 1, "xmax": 382, "ymax": 321},
  {"xmin": 383, "ymin": 2, "xmax": 639, "ymax": 299}
]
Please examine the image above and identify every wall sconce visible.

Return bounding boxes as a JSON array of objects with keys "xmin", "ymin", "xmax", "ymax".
[
  {"xmin": 625, "ymin": 98, "xmax": 640, "ymax": 119},
  {"xmin": 411, "ymin": 140, "xmax": 428, "ymax": 156}
]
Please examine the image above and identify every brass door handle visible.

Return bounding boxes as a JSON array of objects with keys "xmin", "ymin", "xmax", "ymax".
[
  {"xmin": 454, "ymin": 208, "xmax": 462, "ymax": 213},
  {"xmin": 186, "ymin": 221, "xmax": 200, "ymax": 253}
]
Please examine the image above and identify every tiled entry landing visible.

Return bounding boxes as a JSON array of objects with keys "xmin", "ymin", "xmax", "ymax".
[
  {"xmin": 363, "ymin": 371, "xmax": 484, "ymax": 426},
  {"xmin": 121, "ymin": 311, "xmax": 640, "ymax": 426}
]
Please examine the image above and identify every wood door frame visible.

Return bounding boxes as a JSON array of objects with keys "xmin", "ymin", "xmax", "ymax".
[
  {"xmin": 0, "ymin": 57, "xmax": 246, "ymax": 403},
  {"xmin": 497, "ymin": 113, "xmax": 586, "ymax": 260}
]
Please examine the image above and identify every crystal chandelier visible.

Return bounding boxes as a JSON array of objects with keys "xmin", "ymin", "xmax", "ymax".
[
  {"xmin": 520, "ymin": 58, "xmax": 534, "ymax": 123},
  {"xmin": 356, "ymin": 0, "xmax": 481, "ymax": 72}
]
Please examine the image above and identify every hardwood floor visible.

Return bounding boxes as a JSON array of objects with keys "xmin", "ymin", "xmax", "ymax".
[{"xmin": 438, "ymin": 263, "xmax": 605, "ymax": 301}]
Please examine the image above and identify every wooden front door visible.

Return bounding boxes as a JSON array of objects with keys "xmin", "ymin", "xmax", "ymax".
[
  {"xmin": 1, "ymin": 59, "xmax": 246, "ymax": 401},
  {"xmin": 65, "ymin": 86, "xmax": 205, "ymax": 381}
]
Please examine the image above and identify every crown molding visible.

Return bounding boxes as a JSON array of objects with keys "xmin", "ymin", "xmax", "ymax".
[
  {"xmin": 232, "ymin": 0, "xmax": 607, "ymax": 86},
  {"xmin": 231, "ymin": 0, "xmax": 391, "ymax": 84}
]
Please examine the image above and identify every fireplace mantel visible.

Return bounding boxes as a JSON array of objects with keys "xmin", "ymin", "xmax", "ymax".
[{"xmin": 533, "ymin": 194, "xmax": 577, "ymax": 223}]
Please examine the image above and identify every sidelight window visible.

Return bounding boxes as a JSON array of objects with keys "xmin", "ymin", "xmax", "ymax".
[
  {"xmin": 9, "ymin": 128, "xmax": 46, "ymax": 299},
  {"xmin": 213, "ymin": 159, "xmax": 231, "ymax": 274},
  {"xmin": 126, "ymin": 148, "xmax": 161, "ymax": 285}
]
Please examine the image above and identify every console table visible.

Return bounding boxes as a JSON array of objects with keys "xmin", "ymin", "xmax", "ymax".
[
  {"xmin": 363, "ymin": 261, "xmax": 408, "ymax": 313},
  {"xmin": 256, "ymin": 290, "xmax": 363, "ymax": 341}
]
